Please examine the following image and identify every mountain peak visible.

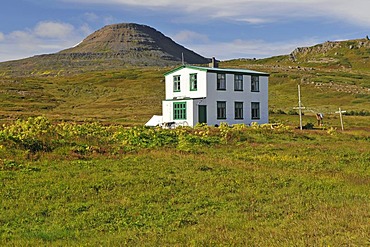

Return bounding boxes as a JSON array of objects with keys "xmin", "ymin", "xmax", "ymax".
[{"xmin": 58, "ymin": 22, "xmax": 210, "ymax": 65}]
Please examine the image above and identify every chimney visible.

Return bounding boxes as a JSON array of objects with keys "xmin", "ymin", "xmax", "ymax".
[{"xmin": 209, "ymin": 57, "xmax": 218, "ymax": 68}]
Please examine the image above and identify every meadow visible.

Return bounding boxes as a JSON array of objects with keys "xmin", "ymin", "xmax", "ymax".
[
  {"xmin": 1, "ymin": 117, "xmax": 369, "ymax": 246},
  {"xmin": 1, "ymin": 50, "xmax": 370, "ymax": 245}
]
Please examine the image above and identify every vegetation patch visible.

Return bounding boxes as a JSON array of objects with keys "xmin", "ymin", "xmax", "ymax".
[{"xmin": 0, "ymin": 117, "xmax": 369, "ymax": 245}]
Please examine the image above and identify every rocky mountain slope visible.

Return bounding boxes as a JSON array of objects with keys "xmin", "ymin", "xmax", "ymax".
[
  {"xmin": 0, "ymin": 23, "xmax": 210, "ymax": 75},
  {"xmin": 289, "ymin": 38, "xmax": 370, "ymax": 69}
]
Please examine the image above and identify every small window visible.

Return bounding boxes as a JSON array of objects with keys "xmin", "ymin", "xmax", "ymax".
[
  {"xmin": 234, "ymin": 74, "xmax": 243, "ymax": 91},
  {"xmin": 251, "ymin": 75, "xmax": 259, "ymax": 92},
  {"xmin": 190, "ymin": 73, "xmax": 197, "ymax": 91},
  {"xmin": 251, "ymin": 102, "xmax": 260, "ymax": 119},
  {"xmin": 174, "ymin": 102, "xmax": 186, "ymax": 120},
  {"xmin": 235, "ymin": 102, "xmax": 243, "ymax": 119},
  {"xmin": 217, "ymin": 101, "xmax": 226, "ymax": 119},
  {"xmin": 173, "ymin": 75, "xmax": 181, "ymax": 92},
  {"xmin": 217, "ymin": 73, "xmax": 226, "ymax": 90}
]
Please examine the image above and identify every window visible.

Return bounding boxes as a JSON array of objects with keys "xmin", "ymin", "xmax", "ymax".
[
  {"xmin": 251, "ymin": 75, "xmax": 259, "ymax": 92},
  {"xmin": 234, "ymin": 74, "xmax": 243, "ymax": 91},
  {"xmin": 217, "ymin": 73, "xmax": 226, "ymax": 90},
  {"xmin": 173, "ymin": 102, "xmax": 186, "ymax": 120},
  {"xmin": 235, "ymin": 102, "xmax": 243, "ymax": 119},
  {"xmin": 190, "ymin": 73, "xmax": 197, "ymax": 91},
  {"xmin": 217, "ymin": 101, "xmax": 226, "ymax": 119},
  {"xmin": 251, "ymin": 102, "xmax": 260, "ymax": 119},
  {"xmin": 173, "ymin": 75, "xmax": 181, "ymax": 92}
]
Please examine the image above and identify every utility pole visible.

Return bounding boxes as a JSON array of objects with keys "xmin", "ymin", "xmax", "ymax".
[
  {"xmin": 335, "ymin": 108, "xmax": 346, "ymax": 131},
  {"xmin": 293, "ymin": 84, "xmax": 306, "ymax": 130}
]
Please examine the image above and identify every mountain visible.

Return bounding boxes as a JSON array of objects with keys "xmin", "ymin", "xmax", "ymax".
[{"xmin": 0, "ymin": 23, "xmax": 210, "ymax": 75}]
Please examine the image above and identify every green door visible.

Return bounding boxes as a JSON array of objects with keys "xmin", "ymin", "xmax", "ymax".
[{"xmin": 198, "ymin": 105, "xmax": 207, "ymax": 124}]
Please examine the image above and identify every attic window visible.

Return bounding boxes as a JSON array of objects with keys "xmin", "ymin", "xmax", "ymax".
[
  {"xmin": 190, "ymin": 73, "xmax": 197, "ymax": 91},
  {"xmin": 234, "ymin": 74, "xmax": 243, "ymax": 91},
  {"xmin": 251, "ymin": 75, "xmax": 259, "ymax": 92},
  {"xmin": 173, "ymin": 75, "xmax": 181, "ymax": 92},
  {"xmin": 217, "ymin": 73, "xmax": 226, "ymax": 90}
]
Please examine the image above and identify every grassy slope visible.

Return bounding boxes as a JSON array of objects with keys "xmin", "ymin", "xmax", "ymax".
[
  {"xmin": 0, "ymin": 64, "xmax": 369, "ymax": 127},
  {"xmin": 0, "ymin": 68, "xmax": 167, "ymax": 124},
  {"xmin": 1, "ymin": 40, "xmax": 369, "ymax": 127},
  {"xmin": 1, "ymin": 127, "xmax": 369, "ymax": 246}
]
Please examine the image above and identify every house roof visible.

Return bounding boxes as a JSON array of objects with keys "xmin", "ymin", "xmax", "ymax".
[{"xmin": 164, "ymin": 65, "xmax": 270, "ymax": 76}]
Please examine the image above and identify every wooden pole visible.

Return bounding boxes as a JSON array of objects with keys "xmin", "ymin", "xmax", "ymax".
[
  {"xmin": 335, "ymin": 108, "xmax": 346, "ymax": 131},
  {"xmin": 293, "ymin": 85, "xmax": 305, "ymax": 130},
  {"xmin": 298, "ymin": 85, "xmax": 302, "ymax": 130}
]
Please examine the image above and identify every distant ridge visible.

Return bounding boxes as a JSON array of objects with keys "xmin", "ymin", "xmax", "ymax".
[
  {"xmin": 288, "ymin": 38, "xmax": 370, "ymax": 69},
  {"xmin": 0, "ymin": 23, "xmax": 210, "ymax": 74}
]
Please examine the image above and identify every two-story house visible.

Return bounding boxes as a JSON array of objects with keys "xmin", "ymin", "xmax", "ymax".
[{"xmin": 146, "ymin": 60, "xmax": 269, "ymax": 127}]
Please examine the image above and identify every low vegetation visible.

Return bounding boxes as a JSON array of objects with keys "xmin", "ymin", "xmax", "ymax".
[
  {"xmin": 0, "ymin": 38, "xmax": 369, "ymax": 245},
  {"xmin": 1, "ymin": 117, "xmax": 369, "ymax": 246}
]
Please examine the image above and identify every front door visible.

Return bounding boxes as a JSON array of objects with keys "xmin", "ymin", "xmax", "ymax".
[{"xmin": 198, "ymin": 105, "xmax": 207, "ymax": 124}]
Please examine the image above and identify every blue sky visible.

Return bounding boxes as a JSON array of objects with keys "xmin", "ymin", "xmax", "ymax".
[{"xmin": 0, "ymin": 0, "xmax": 369, "ymax": 62}]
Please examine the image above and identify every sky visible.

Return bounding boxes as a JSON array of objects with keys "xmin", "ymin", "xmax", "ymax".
[{"xmin": 0, "ymin": 0, "xmax": 369, "ymax": 62}]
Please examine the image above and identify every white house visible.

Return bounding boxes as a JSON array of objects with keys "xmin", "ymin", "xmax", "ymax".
[{"xmin": 147, "ymin": 60, "xmax": 269, "ymax": 127}]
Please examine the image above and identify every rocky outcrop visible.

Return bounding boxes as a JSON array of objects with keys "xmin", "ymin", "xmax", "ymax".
[{"xmin": 290, "ymin": 38, "xmax": 370, "ymax": 62}]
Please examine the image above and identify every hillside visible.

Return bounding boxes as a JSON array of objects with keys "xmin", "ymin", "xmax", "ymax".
[
  {"xmin": 229, "ymin": 38, "xmax": 370, "ymax": 70},
  {"xmin": 0, "ymin": 32, "xmax": 369, "ymax": 127},
  {"xmin": 0, "ymin": 23, "xmax": 210, "ymax": 76},
  {"xmin": 223, "ymin": 38, "xmax": 370, "ymax": 118}
]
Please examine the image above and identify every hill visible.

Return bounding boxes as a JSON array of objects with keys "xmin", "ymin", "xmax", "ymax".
[
  {"xmin": 0, "ymin": 23, "xmax": 210, "ymax": 76},
  {"xmin": 223, "ymin": 38, "xmax": 370, "ymax": 119},
  {"xmin": 0, "ymin": 32, "xmax": 369, "ymax": 127}
]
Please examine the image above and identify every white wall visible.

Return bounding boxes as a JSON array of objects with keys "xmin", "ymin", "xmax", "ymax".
[
  {"xmin": 163, "ymin": 67, "xmax": 269, "ymax": 127},
  {"xmin": 165, "ymin": 68, "xmax": 207, "ymax": 100},
  {"xmin": 205, "ymin": 72, "xmax": 269, "ymax": 126},
  {"xmin": 162, "ymin": 99, "xmax": 196, "ymax": 126}
]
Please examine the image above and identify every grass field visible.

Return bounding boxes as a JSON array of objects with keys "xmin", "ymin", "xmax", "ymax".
[
  {"xmin": 0, "ymin": 118, "xmax": 369, "ymax": 246},
  {"xmin": 0, "ymin": 48, "xmax": 369, "ymax": 245}
]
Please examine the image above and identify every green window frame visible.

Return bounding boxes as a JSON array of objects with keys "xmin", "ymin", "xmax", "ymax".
[
  {"xmin": 173, "ymin": 102, "xmax": 186, "ymax": 120},
  {"xmin": 190, "ymin": 73, "xmax": 197, "ymax": 91},
  {"xmin": 235, "ymin": 102, "xmax": 244, "ymax": 119},
  {"xmin": 173, "ymin": 75, "xmax": 181, "ymax": 92},
  {"xmin": 217, "ymin": 101, "xmax": 226, "ymax": 119},
  {"xmin": 234, "ymin": 74, "xmax": 243, "ymax": 91},
  {"xmin": 217, "ymin": 73, "xmax": 226, "ymax": 90},
  {"xmin": 251, "ymin": 75, "xmax": 259, "ymax": 92},
  {"xmin": 251, "ymin": 102, "xmax": 260, "ymax": 119}
]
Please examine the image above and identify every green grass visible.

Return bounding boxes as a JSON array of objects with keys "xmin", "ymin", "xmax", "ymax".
[
  {"xmin": 1, "ymin": 55, "xmax": 370, "ymax": 126},
  {"xmin": 0, "ymin": 41, "xmax": 370, "ymax": 245},
  {"xmin": 0, "ymin": 68, "xmax": 168, "ymax": 124},
  {"xmin": 1, "ymin": 121, "xmax": 369, "ymax": 246}
]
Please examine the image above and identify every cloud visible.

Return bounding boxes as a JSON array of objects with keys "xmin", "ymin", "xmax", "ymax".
[
  {"xmin": 34, "ymin": 21, "xmax": 75, "ymax": 39},
  {"xmin": 84, "ymin": 12, "xmax": 100, "ymax": 22},
  {"xmin": 188, "ymin": 38, "xmax": 320, "ymax": 60},
  {"xmin": 237, "ymin": 18, "xmax": 274, "ymax": 25},
  {"xmin": 173, "ymin": 30, "xmax": 209, "ymax": 44},
  {"xmin": 0, "ymin": 21, "xmax": 85, "ymax": 62},
  {"xmin": 60, "ymin": 0, "xmax": 370, "ymax": 27}
]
